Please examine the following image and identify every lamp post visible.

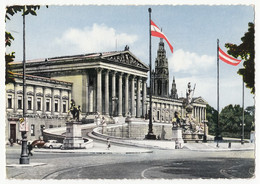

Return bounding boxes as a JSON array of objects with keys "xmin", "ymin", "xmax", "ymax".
[
  {"xmin": 145, "ymin": 8, "xmax": 156, "ymax": 140},
  {"xmin": 20, "ymin": 6, "xmax": 29, "ymax": 164},
  {"xmin": 145, "ymin": 102, "xmax": 148, "ymax": 119},
  {"xmin": 241, "ymin": 79, "xmax": 245, "ymax": 145},
  {"xmin": 203, "ymin": 120, "xmax": 208, "ymax": 142}
]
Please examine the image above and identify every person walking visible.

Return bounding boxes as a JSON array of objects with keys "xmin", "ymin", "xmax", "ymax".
[
  {"xmin": 27, "ymin": 142, "xmax": 33, "ymax": 156},
  {"xmin": 107, "ymin": 138, "xmax": 111, "ymax": 150}
]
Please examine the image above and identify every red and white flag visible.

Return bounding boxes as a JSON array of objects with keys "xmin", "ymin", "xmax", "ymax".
[
  {"xmin": 218, "ymin": 47, "xmax": 241, "ymax": 66},
  {"xmin": 151, "ymin": 20, "xmax": 173, "ymax": 53}
]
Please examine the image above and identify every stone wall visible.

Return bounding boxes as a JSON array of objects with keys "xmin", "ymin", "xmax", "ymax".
[
  {"xmin": 129, "ymin": 122, "xmax": 172, "ymax": 140},
  {"xmin": 6, "ymin": 117, "xmax": 67, "ymax": 143},
  {"xmin": 104, "ymin": 122, "xmax": 173, "ymax": 140}
]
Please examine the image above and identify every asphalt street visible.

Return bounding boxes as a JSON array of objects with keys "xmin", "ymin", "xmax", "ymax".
[{"xmin": 6, "ymin": 143, "xmax": 255, "ymax": 179}]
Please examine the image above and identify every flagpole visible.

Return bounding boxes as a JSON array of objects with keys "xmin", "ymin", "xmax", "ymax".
[
  {"xmin": 215, "ymin": 39, "xmax": 222, "ymax": 141},
  {"xmin": 241, "ymin": 78, "xmax": 245, "ymax": 144},
  {"xmin": 146, "ymin": 8, "xmax": 156, "ymax": 140}
]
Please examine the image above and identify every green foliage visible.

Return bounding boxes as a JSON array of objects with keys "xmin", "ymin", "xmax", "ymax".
[
  {"xmin": 219, "ymin": 104, "xmax": 254, "ymax": 138},
  {"xmin": 206, "ymin": 104, "xmax": 218, "ymax": 135},
  {"xmin": 5, "ymin": 6, "xmax": 40, "ymax": 21},
  {"xmin": 225, "ymin": 23, "xmax": 255, "ymax": 94},
  {"xmin": 5, "ymin": 5, "xmax": 46, "ymax": 84},
  {"xmin": 5, "ymin": 31, "xmax": 15, "ymax": 84}
]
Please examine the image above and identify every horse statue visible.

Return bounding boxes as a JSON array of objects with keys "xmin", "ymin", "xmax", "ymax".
[{"xmin": 68, "ymin": 99, "xmax": 81, "ymax": 121}]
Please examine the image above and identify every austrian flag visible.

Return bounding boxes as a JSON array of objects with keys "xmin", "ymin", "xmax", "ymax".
[
  {"xmin": 151, "ymin": 20, "xmax": 173, "ymax": 53},
  {"xmin": 218, "ymin": 47, "xmax": 241, "ymax": 66}
]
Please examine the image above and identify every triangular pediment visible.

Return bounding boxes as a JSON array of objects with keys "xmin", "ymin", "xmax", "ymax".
[
  {"xmin": 192, "ymin": 96, "xmax": 208, "ymax": 104},
  {"xmin": 101, "ymin": 51, "xmax": 149, "ymax": 71}
]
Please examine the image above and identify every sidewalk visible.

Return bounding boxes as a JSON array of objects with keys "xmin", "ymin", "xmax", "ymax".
[
  {"xmin": 184, "ymin": 142, "xmax": 254, "ymax": 152},
  {"xmin": 33, "ymin": 142, "xmax": 153, "ymax": 154}
]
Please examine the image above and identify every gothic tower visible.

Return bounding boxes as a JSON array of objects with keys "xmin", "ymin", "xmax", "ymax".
[
  {"xmin": 153, "ymin": 38, "xmax": 169, "ymax": 97},
  {"xmin": 170, "ymin": 76, "xmax": 178, "ymax": 99}
]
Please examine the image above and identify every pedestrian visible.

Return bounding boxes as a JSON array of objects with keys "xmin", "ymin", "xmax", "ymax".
[
  {"xmin": 9, "ymin": 138, "xmax": 13, "ymax": 147},
  {"xmin": 28, "ymin": 142, "xmax": 33, "ymax": 156},
  {"xmin": 107, "ymin": 138, "xmax": 111, "ymax": 150}
]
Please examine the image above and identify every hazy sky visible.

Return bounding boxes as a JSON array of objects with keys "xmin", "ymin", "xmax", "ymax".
[{"xmin": 5, "ymin": 5, "xmax": 255, "ymax": 110}]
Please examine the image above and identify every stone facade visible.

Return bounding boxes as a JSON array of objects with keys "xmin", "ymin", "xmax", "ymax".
[
  {"xmin": 5, "ymin": 73, "xmax": 72, "ymax": 142},
  {"xmin": 6, "ymin": 44, "xmax": 207, "ymax": 142}
]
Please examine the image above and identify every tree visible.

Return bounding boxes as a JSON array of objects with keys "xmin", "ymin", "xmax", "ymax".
[
  {"xmin": 5, "ymin": 5, "xmax": 44, "ymax": 84},
  {"xmin": 225, "ymin": 22, "xmax": 255, "ymax": 94},
  {"xmin": 206, "ymin": 104, "xmax": 218, "ymax": 135},
  {"xmin": 245, "ymin": 106, "xmax": 255, "ymax": 130},
  {"xmin": 219, "ymin": 104, "xmax": 254, "ymax": 138}
]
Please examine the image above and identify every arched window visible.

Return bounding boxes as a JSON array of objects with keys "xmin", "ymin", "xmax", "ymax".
[{"xmin": 157, "ymin": 80, "xmax": 162, "ymax": 95}]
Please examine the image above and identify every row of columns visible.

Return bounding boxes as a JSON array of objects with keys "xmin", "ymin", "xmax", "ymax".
[
  {"xmin": 12, "ymin": 83, "xmax": 71, "ymax": 116},
  {"xmin": 193, "ymin": 106, "xmax": 206, "ymax": 123},
  {"xmin": 148, "ymin": 102, "xmax": 206, "ymax": 123},
  {"xmin": 95, "ymin": 68, "xmax": 147, "ymax": 117}
]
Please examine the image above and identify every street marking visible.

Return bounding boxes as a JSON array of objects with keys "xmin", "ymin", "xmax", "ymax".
[
  {"xmin": 249, "ymin": 167, "xmax": 255, "ymax": 175},
  {"xmin": 141, "ymin": 166, "xmax": 162, "ymax": 179},
  {"xmin": 220, "ymin": 169, "xmax": 235, "ymax": 178}
]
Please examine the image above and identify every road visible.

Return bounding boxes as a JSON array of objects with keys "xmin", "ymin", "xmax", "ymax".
[{"xmin": 6, "ymin": 144, "xmax": 254, "ymax": 179}]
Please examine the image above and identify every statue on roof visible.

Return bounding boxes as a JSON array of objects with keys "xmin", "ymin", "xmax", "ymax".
[{"xmin": 186, "ymin": 82, "xmax": 196, "ymax": 105}]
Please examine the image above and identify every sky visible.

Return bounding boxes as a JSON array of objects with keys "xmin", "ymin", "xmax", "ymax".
[{"xmin": 5, "ymin": 5, "xmax": 255, "ymax": 111}]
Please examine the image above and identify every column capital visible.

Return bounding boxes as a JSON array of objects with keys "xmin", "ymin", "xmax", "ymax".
[
  {"xmin": 105, "ymin": 69, "xmax": 111, "ymax": 74},
  {"xmin": 131, "ymin": 75, "xmax": 136, "ymax": 80},
  {"xmin": 112, "ymin": 70, "xmax": 117, "ymax": 75},
  {"xmin": 142, "ymin": 77, "xmax": 148, "ymax": 82},
  {"xmin": 95, "ymin": 67, "xmax": 103, "ymax": 73},
  {"xmin": 125, "ymin": 73, "xmax": 130, "ymax": 78},
  {"xmin": 118, "ymin": 72, "xmax": 124, "ymax": 77}
]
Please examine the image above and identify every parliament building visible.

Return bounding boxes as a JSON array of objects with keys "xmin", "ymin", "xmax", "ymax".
[{"xmin": 5, "ymin": 39, "xmax": 207, "ymax": 142}]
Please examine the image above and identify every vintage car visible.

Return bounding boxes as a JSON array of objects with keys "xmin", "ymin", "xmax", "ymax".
[
  {"xmin": 31, "ymin": 140, "xmax": 45, "ymax": 148},
  {"xmin": 43, "ymin": 140, "xmax": 63, "ymax": 149}
]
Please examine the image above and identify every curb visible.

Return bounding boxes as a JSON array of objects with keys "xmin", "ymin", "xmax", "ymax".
[
  {"xmin": 6, "ymin": 163, "xmax": 47, "ymax": 167},
  {"xmin": 184, "ymin": 147, "xmax": 254, "ymax": 152},
  {"xmin": 88, "ymin": 131, "xmax": 175, "ymax": 150},
  {"xmin": 34, "ymin": 149, "xmax": 153, "ymax": 154}
]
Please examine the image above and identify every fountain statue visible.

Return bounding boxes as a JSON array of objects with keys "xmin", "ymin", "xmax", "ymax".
[
  {"xmin": 181, "ymin": 82, "xmax": 205, "ymax": 141},
  {"xmin": 63, "ymin": 99, "xmax": 85, "ymax": 149}
]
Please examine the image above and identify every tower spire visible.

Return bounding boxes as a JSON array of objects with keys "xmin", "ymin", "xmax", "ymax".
[{"xmin": 153, "ymin": 38, "xmax": 169, "ymax": 97}]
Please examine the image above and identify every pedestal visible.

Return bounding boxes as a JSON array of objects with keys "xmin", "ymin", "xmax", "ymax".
[
  {"xmin": 63, "ymin": 121, "xmax": 85, "ymax": 149},
  {"xmin": 95, "ymin": 117, "xmax": 101, "ymax": 126},
  {"xmin": 172, "ymin": 127, "xmax": 184, "ymax": 149}
]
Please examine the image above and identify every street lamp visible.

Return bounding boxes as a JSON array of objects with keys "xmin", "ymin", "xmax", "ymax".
[
  {"xmin": 240, "ymin": 123, "xmax": 245, "ymax": 145},
  {"xmin": 203, "ymin": 120, "xmax": 208, "ymax": 143},
  {"xmin": 145, "ymin": 102, "xmax": 148, "ymax": 119},
  {"xmin": 20, "ymin": 7, "xmax": 29, "ymax": 164}
]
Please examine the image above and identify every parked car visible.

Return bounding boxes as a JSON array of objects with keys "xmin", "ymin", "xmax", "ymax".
[
  {"xmin": 43, "ymin": 140, "xmax": 63, "ymax": 149},
  {"xmin": 31, "ymin": 140, "xmax": 45, "ymax": 148}
]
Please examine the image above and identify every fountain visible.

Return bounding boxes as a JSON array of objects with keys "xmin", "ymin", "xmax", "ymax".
[{"xmin": 181, "ymin": 82, "xmax": 205, "ymax": 142}]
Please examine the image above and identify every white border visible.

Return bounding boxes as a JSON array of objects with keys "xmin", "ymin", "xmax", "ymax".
[{"xmin": 0, "ymin": 1, "xmax": 259, "ymax": 184}]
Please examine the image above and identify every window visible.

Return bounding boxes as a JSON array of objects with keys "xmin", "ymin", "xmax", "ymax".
[
  {"xmin": 18, "ymin": 96, "xmax": 22, "ymax": 109},
  {"xmin": 157, "ymin": 111, "xmax": 160, "ymax": 120},
  {"xmin": 63, "ymin": 101, "xmax": 67, "ymax": 113},
  {"xmin": 28, "ymin": 97, "xmax": 32, "ymax": 110},
  {"xmin": 49, "ymin": 125, "xmax": 53, "ymax": 128},
  {"xmin": 46, "ymin": 99, "xmax": 50, "ymax": 111},
  {"xmin": 7, "ymin": 95, "xmax": 12, "ymax": 109},
  {"xmin": 37, "ymin": 98, "xmax": 41, "ymax": 111},
  {"xmin": 31, "ymin": 124, "xmax": 35, "ymax": 136},
  {"xmin": 54, "ymin": 100, "xmax": 58, "ymax": 112}
]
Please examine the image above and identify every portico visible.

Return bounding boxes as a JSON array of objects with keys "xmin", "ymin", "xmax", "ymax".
[{"xmin": 11, "ymin": 48, "xmax": 149, "ymax": 118}]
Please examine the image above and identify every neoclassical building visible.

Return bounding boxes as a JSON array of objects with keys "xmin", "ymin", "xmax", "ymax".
[{"xmin": 6, "ymin": 42, "xmax": 207, "ymax": 142}]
